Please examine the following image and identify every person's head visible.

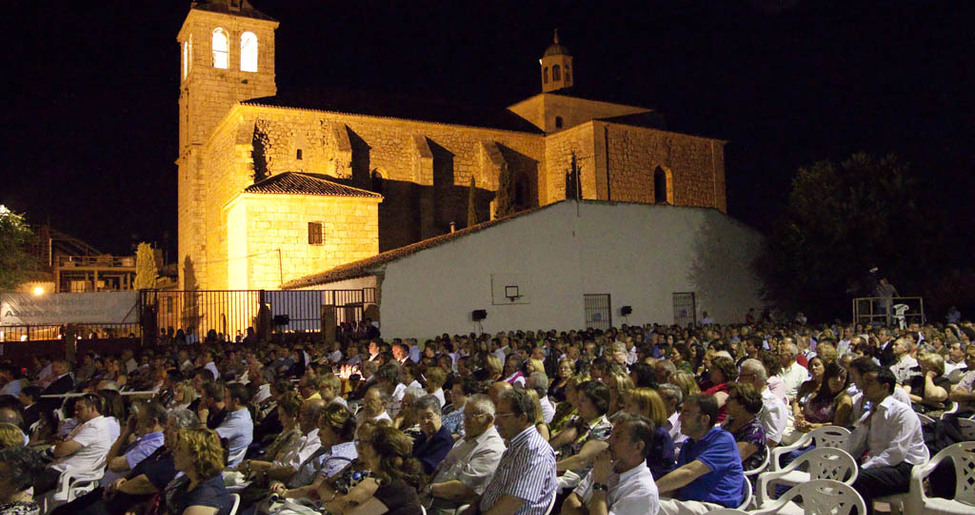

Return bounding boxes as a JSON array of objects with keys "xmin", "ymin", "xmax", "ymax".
[
  {"xmin": 391, "ymin": 343, "xmax": 408, "ymax": 362},
  {"xmin": 359, "ymin": 425, "xmax": 424, "ymax": 487},
  {"xmin": 298, "ymin": 374, "xmax": 322, "ymax": 400},
  {"xmin": 624, "ymin": 387, "xmax": 667, "ymax": 427},
  {"xmin": 778, "ymin": 341, "xmax": 798, "ymax": 367},
  {"xmin": 226, "ymin": 383, "xmax": 251, "ymax": 409},
  {"xmin": 202, "ymin": 382, "xmax": 226, "ymax": 408},
  {"xmin": 376, "ymin": 363, "xmax": 402, "ymax": 392},
  {"xmin": 424, "ymin": 367, "xmax": 447, "ymax": 394},
  {"xmin": 463, "ymin": 394, "xmax": 496, "ymax": 438},
  {"xmin": 139, "ymin": 402, "xmax": 169, "ymax": 434},
  {"xmin": 577, "ymin": 380, "xmax": 611, "ymax": 419},
  {"xmin": 892, "ymin": 337, "xmax": 913, "ymax": 358},
  {"xmin": 819, "ymin": 362, "xmax": 850, "ymax": 398},
  {"xmin": 966, "ymin": 345, "xmax": 975, "ymax": 369},
  {"xmin": 0, "ymin": 447, "xmax": 47, "ymax": 502},
  {"xmin": 668, "ymin": 371, "xmax": 701, "ymax": 401},
  {"xmin": 319, "ymin": 403, "xmax": 356, "ymax": 445},
  {"xmin": 947, "ymin": 342, "xmax": 964, "ymax": 362},
  {"xmin": 848, "ymin": 357, "xmax": 880, "ymax": 389},
  {"xmin": 414, "ymin": 395, "xmax": 443, "ymax": 437},
  {"xmin": 299, "ymin": 399, "xmax": 327, "ymax": 433},
  {"xmin": 319, "ymin": 372, "xmax": 342, "ymax": 402},
  {"xmin": 484, "ymin": 355, "xmax": 503, "ymax": 379},
  {"xmin": 488, "ymin": 381, "xmax": 512, "ymax": 406},
  {"xmin": 919, "ymin": 353, "xmax": 945, "ymax": 378},
  {"xmin": 0, "ymin": 423, "xmax": 23, "ymax": 449},
  {"xmin": 862, "ymin": 368, "xmax": 897, "ymax": 404},
  {"xmin": 679, "ymin": 394, "xmax": 718, "ymax": 439},
  {"xmin": 647, "ymin": 360, "xmax": 670, "ymax": 386},
  {"xmin": 494, "ymin": 388, "xmax": 537, "ymax": 439},
  {"xmin": 276, "ymin": 391, "xmax": 304, "ymax": 429},
  {"xmin": 503, "ymin": 355, "xmax": 523, "ymax": 376},
  {"xmin": 74, "ymin": 393, "xmax": 103, "ymax": 423},
  {"xmin": 736, "ymin": 358, "xmax": 768, "ymax": 392},
  {"xmin": 607, "ymin": 413, "xmax": 656, "ymax": 471},
  {"xmin": 807, "ymin": 356, "xmax": 825, "ymax": 381},
  {"xmin": 174, "ymin": 428, "xmax": 225, "ymax": 479},
  {"xmin": 726, "ymin": 382, "xmax": 763, "ymax": 420},
  {"xmin": 362, "ymin": 386, "xmax": 389, "ymax": 417},
  {"xmin": 605, "ymin": 369, "xmax": 634, "ymax": 414},
  {"xmin": 657, "ymin": 383, "xmax": 683, "ymax": 416},
  {"xmin": 709, "ymin": 356, "xmax": 738, "ymax": 384}
]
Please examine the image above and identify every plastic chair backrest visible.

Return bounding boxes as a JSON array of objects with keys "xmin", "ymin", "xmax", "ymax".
[
  {"xmin": 948, "ymin": 441, "xmax": 975, "ymax": 505},
  {"xmin": 738, "ymin": 474, "xmax": 752, "ymax": 510},
  {"xmin": 228, "ymin": 493, "xmax": 241, "ymax": 515},
  {"xmin": 803, "ymin": 447, "xmax": 859, "ymax": 483},
  {"xmin": 810, "ymin": 425, "xmax": 850, "ymax": 449},
  {"xmin": 757, "ymin": 479, "xmax": 866, "ymax": 515}
]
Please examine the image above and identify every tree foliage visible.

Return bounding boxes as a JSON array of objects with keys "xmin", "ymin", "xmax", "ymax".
[
  {"xmin": 756, "ymin": 152, "xmax": 937, "ymax": 320},
  {"xmin": 467, "ymin": 175, "xmax": 478, "ymax": 227},
  {"xmin": 0, "ymin": 206, "xmax": 37, "ymax": 291},
  {"xmin": 134, "ymin": 242, "xmax": 159, "ymax": 290}
]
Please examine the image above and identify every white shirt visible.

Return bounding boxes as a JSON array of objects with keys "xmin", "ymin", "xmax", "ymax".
[
  {"xmin": 56, "ymin": 415, "xmax": 115, "ymax": 471},
  {"xmin": 945, "ymin": 360, "xmax": 967, "ymax": 377},
  {"xmin": 575, "ymin": 461, "xmax": 660, "ymax": 515},
  {"xmin": 777, "ymin": 362, "xmax": 810, "ymax": 402},
  {"xmin": 431, "ymin": 388, "xmax": 446, "ymax": 408},
  {"xmin": 276, "ymin": 428, "xmax": 322, "ymax": 470},
  {"xmin": 252, "ymin": 383, "xmax": 272, "ymax": 405},
  {"xmin": 889, "ymin": 355, "xmax": 919, "ymax": 385},
  {"xmin": 432, "ymin": 426, "xmax": 507, "ymax": 498},
  {"xmin": 540, "ymin": 395, "xmax": 556, "ymax": 425},
  {"xmin": 849, "ymin": 385, "xmax": 911, "ymax": 423},
  {"xmin": 759, "ymin": 387, "xmax": 789, "ymax": 444},
  {"xmin": 204, "ymin": 361, "xmax": 220, "ymax": 381},
  {"xmin": 846, "ymin": 395, "xmax": 927, "ymax": 469},
  {"xmin": 665, "ymin": 411, "xmax": 688, "ymax": 452}
]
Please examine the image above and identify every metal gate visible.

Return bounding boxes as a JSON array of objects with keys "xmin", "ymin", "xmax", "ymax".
[
  {"xmin": 141, "ymin": 288, "xmax": 376, "ymax": 340},
  {"xmin": 673, "ymin": 292, "xmax": 696, "ymax": 327},
  {"xmin": 584, "ymin": 294, "xmax": 612, "ymax": 330}
]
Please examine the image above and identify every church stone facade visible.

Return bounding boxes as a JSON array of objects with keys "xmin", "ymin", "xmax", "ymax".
[{"xmin": 177, "ymin": 0, "xmax": 728, "ymax": 291}]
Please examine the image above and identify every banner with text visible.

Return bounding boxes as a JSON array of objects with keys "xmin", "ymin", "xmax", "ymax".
[{"xmin": 0, "ymin": 292, "xmax": 140, "ymax": 325}]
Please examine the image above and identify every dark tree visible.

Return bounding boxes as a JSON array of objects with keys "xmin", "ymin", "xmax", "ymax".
[
  {"xmin": 755, "ymin": 152, "xmax": 941, "ymax": 321},
  {"xmin": 0, "ymin": 207, "xmax": 38, "ymax": 291}
]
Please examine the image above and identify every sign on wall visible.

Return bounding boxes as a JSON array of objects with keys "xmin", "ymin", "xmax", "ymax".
[{"xmin": 0, "ymin": 292, "xmax": 140, "ymax": 325}]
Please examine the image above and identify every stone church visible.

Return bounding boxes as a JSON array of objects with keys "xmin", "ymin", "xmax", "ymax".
[{"xmin": 177, "ymin": 0, "xmax": 728, "ymax": 291}]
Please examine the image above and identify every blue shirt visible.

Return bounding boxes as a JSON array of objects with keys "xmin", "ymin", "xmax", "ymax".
[
  {"xmin": 216, "ymin": 408, "xmax": 253, "ymax": 467},
  {"xmin": 676, "ymin": 426, "xmax": 744, "ymax": 507},
  {"xmin": 102, "ymin": 430, "xmax": 167, "ymax": 485},
  {"xmin": 480, "ymin": 426, "xmax": 557, "ymax": 515}
]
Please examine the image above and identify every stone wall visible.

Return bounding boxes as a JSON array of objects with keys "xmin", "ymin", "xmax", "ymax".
[
  {"xmin": 225, "ymin": 193, "xmax": 379, "ymax": 290},
  {"xmin": 602, "ymin": 122, "xmax": 727, "ymax": 212},
  {"xmin": 543, "ymin": 123, "xmax": 596, "ymax": 202}
]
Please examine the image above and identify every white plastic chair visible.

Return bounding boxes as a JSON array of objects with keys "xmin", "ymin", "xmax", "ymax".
[
  {"xmin": 770, "ymin": 425, "xmax": 850, "ymax": 470},
  {"xmin": 918, "ymin": 412, "xmax": 937, "ymax": 425},
  {"xmin": 744, "ymin": 446, "xmax": 770, "ymax": 479},
  {"xmin": 756, "ymin": 446, "xmax": 858, "ymax": 506},
  {"xmin": 903, "ymin": 441, "xmax": 975, "ymax": 514},
  {"xmin": 876, "ymin": 444, "xmax": 931, "ymax": 515},
  {"xmin": 940, "ymin": 401, "xmax": 958, "ymax": 419},
  {"xmin": 41, "ymin": 467, "xmax": 106, "ymax": 512},
  {"xmin": 750, "ymin": 479, "xmax": 867, "ymax": 515},
  {"xmin": 707, "ymin": 510, "xmax": 750, "ymax": 515},
  {"xmin": 544, "ymin": 491, "xmax": 557, "ymax": 515},
  {"xmin": 228, "ymin": 493, "xmax": 241, "ymax": 515},
  {"xmin": 738, "ymin": 475, "xmax": 753, "ymax": 510}
]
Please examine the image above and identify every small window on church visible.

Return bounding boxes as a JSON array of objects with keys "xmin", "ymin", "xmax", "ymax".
[
  {"xmin": 212, "ymin": 28, "xmax": 229, "ymax": 69},
  {"xmin": 308, "ymin": 222, "xmax": 324, "ymax": 245},
  {"xmin": 564, "ymin": 66, "xmax": 571, "ymax": 82},
  {"xmin": 555, "ymin": 116, "xmax": 564, "ymax": 129},
  {"xmin": 552, "ymin": 65, "xmax": 561, "ymax": 81},
  {"xmin": 240, "ymin": 32, "xmax": 258, "ymax": 72},
  {"xmin": 296, "ymin": 149, "xmax": 303, "ymax": 160},
  {"xmin": 543, "ymin": 67, "xmax": 549, "ymax": 84}
]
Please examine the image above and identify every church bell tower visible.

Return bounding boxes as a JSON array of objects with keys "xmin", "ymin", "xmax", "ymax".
[
  {"xmin": 176, "ymin": 0, "xmax": 279, "ymax": 289},
  {"xmin": 540, "ymin": 30, "xmax": 573, "ymax": 93}
]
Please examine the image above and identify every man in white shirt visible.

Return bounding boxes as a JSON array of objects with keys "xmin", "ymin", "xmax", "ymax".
[
  {"xmin": 888, "ymin": 337, "xmax": 919, "ymax": 386},
  {"xmin": 426, "ymin": 394, "xmax": 507, "ymax": 512},
  {"xmin": 738, "ymin": 359, "xmax": 788, "ymax": 446},
  {"xmin": 776, "ymin": 340, "xmax": 809, "ymax": 402},
  {"xmin": 562, "ymin": 413, "xmax": 660, "ymax": 515},
  {"xmin": 53, "ymin": 394, "xmax": 115, "ymax": 471},
  {"xmin": 356, "ymin": 386, "xmax": 392, "ymax": 427},
  {"xmin": 847, "ymin": 368, "xmax": 927, "ymax": 514},
  {"xmin": 944, "ymin": 342, "xmax": 967, "ymax": 378}
]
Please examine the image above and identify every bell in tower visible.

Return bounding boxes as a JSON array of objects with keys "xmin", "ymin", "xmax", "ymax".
[{"xmin": 540, "ymin": 30, "xmax": 574, "ymax": 93}]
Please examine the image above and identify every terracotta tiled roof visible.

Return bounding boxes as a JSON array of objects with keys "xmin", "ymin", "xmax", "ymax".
[
  {"xmin": 282, "ymin": 202, "xmax": 559, "ymax": 289},
  {"xmin": 244, "ymin": 172, "xmax": 382, "ymax": 199}
]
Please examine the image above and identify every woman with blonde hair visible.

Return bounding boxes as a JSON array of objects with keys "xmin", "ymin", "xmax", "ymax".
[
  {"xmin": 623, "ymin": 388, "xmax": 675, "ymax": 478},
  {"xmin": 668, "ymin": 371, "xmax": 701, "ymax": 402},
  {"xmin": 170, "ymin": 381, "xmax": 199, "ymax": 411},
  {"xmin": 483, "ymin": 355, "xmax": 503, "ymax": 382},
  {"xmin": 167, "ymin": 428, "xmax": 233, "ymax": 515},
  {"xmin": 605, "ymin": 369, "xmax": 634, "ymax": 418},
  {"xmin": 550, "ymin": 373, "xmax": 588, "ymax": 434},
  {"xmin": 523, "ymin": 388, "xmax": 551, "ymax": 441}
]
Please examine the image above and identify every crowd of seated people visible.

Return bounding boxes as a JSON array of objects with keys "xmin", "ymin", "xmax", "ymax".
[{"xmin": 0, "ymin": 315, "xmax": 972, "ymax": 514}]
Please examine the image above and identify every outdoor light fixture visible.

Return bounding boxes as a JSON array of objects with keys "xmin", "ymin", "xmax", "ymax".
[{"xmin": 32, "ymin": 286, "xmax": 45, "ymax": 296}]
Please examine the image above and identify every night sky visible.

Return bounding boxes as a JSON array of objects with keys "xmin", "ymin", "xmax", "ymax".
[{"xmin": 3, "ymin": 0, "xmax": 970, "ymax": 259}]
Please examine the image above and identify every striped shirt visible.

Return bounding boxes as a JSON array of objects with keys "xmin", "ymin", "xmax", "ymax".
[{"xmin": 479, "ymin": 426, "xmax": 557, "ymax": 515}]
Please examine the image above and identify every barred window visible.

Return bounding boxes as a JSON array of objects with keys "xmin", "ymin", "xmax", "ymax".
[{"xmin": 308, "ymin": 222, "xmax": 324, "ymax": 245}]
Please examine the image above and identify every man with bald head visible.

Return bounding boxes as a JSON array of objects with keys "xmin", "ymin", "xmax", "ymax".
[{"xmin": 489, "ymin": 381, "xmax": 512, "ymax": 407}]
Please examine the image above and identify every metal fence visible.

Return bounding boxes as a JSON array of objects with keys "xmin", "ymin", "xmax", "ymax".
[
  {"xmin": 853, "ymin": 296, "xmax": 925, "ymax": 328},
  {"xmin": 0, "ymin": 323, "xmax": 141, "ymax": 342},
  {"xmin": 142, "ymin": 288, "xmax": 377, "ymax": 339},
  {"xmin": 584, "ymin": 293, "xmax": 612, "ymax": 330}
]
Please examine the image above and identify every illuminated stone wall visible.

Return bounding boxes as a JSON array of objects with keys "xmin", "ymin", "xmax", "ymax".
[{"xmin": 224, "ymin": 193, "xmax": 380, "ymax": 290}]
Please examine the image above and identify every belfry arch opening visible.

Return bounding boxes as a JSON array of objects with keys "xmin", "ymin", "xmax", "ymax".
[{"xmin": 654, "ymin": 166, "xmax": 673, "ymax": 204}]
